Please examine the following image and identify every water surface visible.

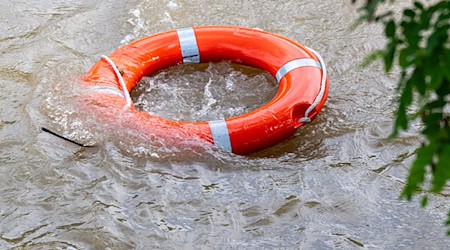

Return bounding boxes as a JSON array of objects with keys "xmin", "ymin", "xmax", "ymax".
[{"xmin": 1, "ymin": 0, "xmax": 450, "ymax": 249}]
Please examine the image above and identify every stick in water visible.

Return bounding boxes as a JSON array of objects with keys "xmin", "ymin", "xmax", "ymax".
[{"xmin": 41, "ymin": 127, "xmax": 94, "ymax": 148}]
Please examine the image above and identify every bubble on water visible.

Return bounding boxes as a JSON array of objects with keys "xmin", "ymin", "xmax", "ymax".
[{"xmin": 167, "ymin": 0, "xmax": 179, "ymax": 9}]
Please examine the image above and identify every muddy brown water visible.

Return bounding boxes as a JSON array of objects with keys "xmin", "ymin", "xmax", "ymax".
[{"xmin": 1, "ymin": 0, "xmax": 450, "ymax": 249}]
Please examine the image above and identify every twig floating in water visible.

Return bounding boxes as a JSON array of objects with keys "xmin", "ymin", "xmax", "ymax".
[{"xmin": 41, "ymin": 127, "xmax": 94, "ymax": 148}]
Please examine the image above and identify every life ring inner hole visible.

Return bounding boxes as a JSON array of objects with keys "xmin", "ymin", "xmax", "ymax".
[{"xmin": 130, "ymin": 61, "xmax": 278, "ymax": 122}]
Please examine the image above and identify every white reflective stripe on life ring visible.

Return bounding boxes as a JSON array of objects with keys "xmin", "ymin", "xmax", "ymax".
[
  {"xmin": 275, "ymin": 58, "xmax": 322, "ymax": 83},
  {"xmin": 176, "ymin": 27, "xmax": 200, "ymax": 63},
  {"xmin": 87, "ymin": 86, "xmax": 126, "ymax": 98},
  {"xmin": 208, "ymin": 119, "xmax": 232, "ymax": 152}
]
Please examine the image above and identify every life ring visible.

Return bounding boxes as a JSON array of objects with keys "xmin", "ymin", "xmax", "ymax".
[{"xmin": 80, "ymin": 26, "xmax": 328, "ymax": 155}]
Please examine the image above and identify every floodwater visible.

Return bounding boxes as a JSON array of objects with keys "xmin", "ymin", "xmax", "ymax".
[{"xmin": 1, "ymin": 0, "xmax": 450, "ymax": 249}]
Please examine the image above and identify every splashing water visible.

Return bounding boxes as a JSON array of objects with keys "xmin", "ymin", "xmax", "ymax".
[{"xmin": 132, "ymin": 62, "xmax": 278, "ymax": 122}]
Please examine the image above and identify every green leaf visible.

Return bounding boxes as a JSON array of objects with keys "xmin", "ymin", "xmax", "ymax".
[
  {"xmin": 421, "ymin": 196, "xmax": 428, "ymax": 208},
  {"xmin": 443, "ymin": 51, "xmax": 450, "ymax": 81},
  {"xmin": 362, "ymin": 0, "xmax": 386, "ymax": 21},
  {"xmin": 426, "ymin": 29, "xmax": 447, "ymax": 55},
  {"xmin": 401, "ymin": 143, "xmax": 437, "ymax": 200},
  {"xmin": 436, "ymin": 78, "xmax": 450, "ymax": 96},
  {"xmin": 401, "ymin": 77, "xmax": 414, "ymax": 107},
  {"xmin": 395, "ymin": 103, "xmax": 408, "ymax": 131},
  {"xmin": 419, "ymin": 8, "xmax": 432, "ymax": 29},
  {"xmin": 447, "ymin": 210, "xmax": 450, "ymax": 226},
  {"xmin": 385, "ymin": 20, "xmax": 396, "ymax": 38},
  {"xmin": 422, "ymin": 113, "xmax": 443, "ymax": 139},
  {"xmin": 401, "ymin": 21, "xmax": 421, "ymax": 47},
  {"xmin": 429, "ymin": 69, "xmax": 444, "ymax": 90},
  {"xmin": 384, "ymin": 39, "xmax": 398, "ymax": 72},
  {"xmin": 425, "ymin": 99, "xmax": 446, "ymax": 110},
  {"xmin": 431, "ymin": 144, "xmax": 450, "ymax": 193},
  {"xmin": 393, "ymin": 76, "xmax": 414, "ymax": 133},
  {"xmin": 414, "ymin": 1, "xmax": 424, "ymax": 10},
  {"xmin": 404, "ymin": 9, "xmax": 416, "ymax": 19},
  {"xmin": 399, "ymin": 47, "xmax": 415, "ymax": 68},
  {"xmin": 411, "ymin": 68, "xmax": 426, "ymax": 95},
  {"xmin": 436, "ymin": 12, "xmax": 450, "ymax": 27},
  {"xmin": 361, "ymin": 50, "xmax": 384, "ymax": 68}
]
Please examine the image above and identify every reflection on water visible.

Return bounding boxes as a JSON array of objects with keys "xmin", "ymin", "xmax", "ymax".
[{"xmin": 1, "ymin": 0, "xmax": 450, "ymax": 249}]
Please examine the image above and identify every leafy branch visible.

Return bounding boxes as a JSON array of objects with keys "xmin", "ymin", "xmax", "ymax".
[{"xmin": 353, "ymin": 0, "xmax": 450, "ymax": 233}]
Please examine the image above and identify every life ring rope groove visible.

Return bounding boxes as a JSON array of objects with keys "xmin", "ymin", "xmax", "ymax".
[{"xmin": 81, "ymin": 26, "xmax": 329, "ymax": 155}]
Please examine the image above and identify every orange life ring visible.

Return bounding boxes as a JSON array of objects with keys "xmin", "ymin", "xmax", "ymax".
[{"xmin": 80, "ymin": 26, "xmax": 329, "ymax": 155}]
